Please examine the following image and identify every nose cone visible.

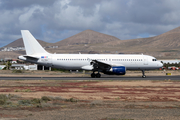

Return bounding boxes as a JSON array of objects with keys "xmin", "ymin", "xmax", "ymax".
[{"xmin": 158, "ymin": 61, "xmax": 163, "ymax": 68}]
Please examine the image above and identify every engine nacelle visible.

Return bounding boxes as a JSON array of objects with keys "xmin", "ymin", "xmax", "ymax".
[{"xmin": 103, "ymin": 66, "xmax": 126, "ymax": 75}]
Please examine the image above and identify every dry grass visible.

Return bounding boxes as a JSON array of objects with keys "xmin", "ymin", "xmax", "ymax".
[
  {"xmin": 1, "ymin": 79, "xmax": 180, "ymax": 102},
  {"xmin": 0, "ymin": 78, "xmax": 180, "ymax": 119}
]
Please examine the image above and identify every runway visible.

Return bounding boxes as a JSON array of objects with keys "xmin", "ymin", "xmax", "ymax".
[{"xmin": 0, "ymin": 75, "xmax": 180, "ymax": 81}]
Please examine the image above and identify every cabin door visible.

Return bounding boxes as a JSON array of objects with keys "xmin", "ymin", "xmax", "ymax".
[{"xmin": 143, "ymin": 56, "xmax": 148, "ymax": 65}]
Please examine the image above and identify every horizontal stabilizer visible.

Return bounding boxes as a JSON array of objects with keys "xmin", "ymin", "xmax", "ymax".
[{"xmin": 23, "ymin": 55, "xmax": 39, "ymax": 60}]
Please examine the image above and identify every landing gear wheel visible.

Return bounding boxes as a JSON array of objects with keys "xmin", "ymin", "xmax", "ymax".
[
  {"xmin": 142, "ymin": 75, "xmax": 146, "ymax": 78},
  {"xmin": 91, "ymin": 73, "xmax": 96, "ymax": 78},
  {"xmin": 96, "ymin": 73, "xmax": 101, "ymax": 78}
]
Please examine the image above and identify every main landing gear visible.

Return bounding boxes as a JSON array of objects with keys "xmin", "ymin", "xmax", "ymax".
[
  {"xmin": 142, "ymin": 70, "xmax": 146, "ymax": 78},
  {"xmin": 91, "ymin": 72, "xmax": 101, "ymax": 78}
]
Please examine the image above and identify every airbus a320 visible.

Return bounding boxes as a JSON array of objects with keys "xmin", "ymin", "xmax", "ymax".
[{"xmin": 18, "ymin": 30, "xmax": 163, "ymax": 78}]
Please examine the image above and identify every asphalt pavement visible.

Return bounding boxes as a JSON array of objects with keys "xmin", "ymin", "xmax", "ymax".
[{"xmin": 0, "ymin": 75, "xmax": 179, "ymax": 81}]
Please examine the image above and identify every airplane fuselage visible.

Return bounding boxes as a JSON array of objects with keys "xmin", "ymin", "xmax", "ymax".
[{"xmin": 19, "ymin": 54, "xmax": 162, "ymax": 70}]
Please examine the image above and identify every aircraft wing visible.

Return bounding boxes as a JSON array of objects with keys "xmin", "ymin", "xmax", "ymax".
[
  {"xmin": 81, "ymin": 60, "xmax": 112, "ymax": 71},
  {"xmin": 91, "ymin": 60, "xmax": 112, "ymax": 71},
  {"xmin": 90, "ymin": 60, "xmax": 125, "ymax": 72}
]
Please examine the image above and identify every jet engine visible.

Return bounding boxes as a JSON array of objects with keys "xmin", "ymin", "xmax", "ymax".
[{"xmin": 103, "ymin": 66, "xmax": 126, "ymax": 75}]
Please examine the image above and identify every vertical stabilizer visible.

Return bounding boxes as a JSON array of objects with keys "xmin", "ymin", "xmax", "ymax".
[{"xmin": 21, "ymin": 30, "xmax": 48, "ymax": 55}]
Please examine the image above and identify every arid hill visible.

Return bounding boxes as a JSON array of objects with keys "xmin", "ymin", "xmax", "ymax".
[
  {"xmin": 120, "ymin": 26, "xmax": 180, "ymax": 50},
  {"xmin": 4, "ymin": 38, "xmax": 52, "ymax": 48},
  {"xmin": 1, "ymin": 27, "xmax": 180, "ymax": 59},
  {"xmin": 55, "ymin": 29, "xmax": 121, "ymax": 46}
]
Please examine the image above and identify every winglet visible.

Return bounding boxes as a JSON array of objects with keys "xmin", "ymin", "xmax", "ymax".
[{"xmin": 21, "ymin": 30, "xmax": 49, "ymax": 55}]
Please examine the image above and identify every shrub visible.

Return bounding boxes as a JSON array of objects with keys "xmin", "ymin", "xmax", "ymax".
[
  {"xmin": 65, "ymin": 98, "xmax": 78, "ymax": 102},
  {"xmin": 36, "ymin": 104, "xmax": 42, "ymax": 108},
  {"xmin": 18, "ymin": 100, "xmax": 32, "ymax": 106},
  {"xmin": 0, "ymin": 94, "xmax": 8, "ymax": 105},
  {"xmin": 14, "ymin": 89, "xmax": 31, "ymax": 92},
  {"xmin": 23, "ymin": 89, "xmax": 31, "ymax": 92},
  {"xmin": 0, "ymin": 99, "xmax": 6, "ymax": 105},
  {"xmin": 0, "ymin": 94, "xmax": 7, "ymax": 99},
  {"xmin": 31, "ymin": 98, "xmax": 41, "ymax": 104},
  {"xmin": 14, "ymin": 89, "xmax": 21, "ymax": 92},
  {"xmin": 41, "ymin": 96, "xmax": 51, "ymax": 102},
  {"xmin": 12, "ymin": 70, "xmax": 24, "ymax": 73}
]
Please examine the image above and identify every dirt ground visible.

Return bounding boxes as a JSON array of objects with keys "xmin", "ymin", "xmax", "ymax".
[{"xmin": 0, "ymin": 70, "xmax": 180, "ymax": 120}]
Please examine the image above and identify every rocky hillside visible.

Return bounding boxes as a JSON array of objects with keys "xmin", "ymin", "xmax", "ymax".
[{"xmin": 55, "ymin": 29, "xmax": 121, "ymax": 46}]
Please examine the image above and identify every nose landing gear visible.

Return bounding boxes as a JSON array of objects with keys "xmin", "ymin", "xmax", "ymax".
[{"xmin": 142, "ymin": 70, "xmax": 146, "ymax": 78}]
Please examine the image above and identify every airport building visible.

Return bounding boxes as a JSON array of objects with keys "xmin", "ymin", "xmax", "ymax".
[
  {"xmin": 10, "ymin": 64, "xmax": 38, "ymax": 70},
  {"xmin": 160, "ymin": 59, "xmax": 180, "ymax": 64},
  {"xmin": 0, "ymin": 58, "xmax": 52, "ymax": 71},
  {"xmin": 10, "ymin": 64, "xmax": 51, "ymax": 71}
]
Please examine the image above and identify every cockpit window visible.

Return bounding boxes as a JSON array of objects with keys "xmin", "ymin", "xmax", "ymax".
[{"xmin": 152, "ymin": 59, "xmax": 157, "ymax": 61}]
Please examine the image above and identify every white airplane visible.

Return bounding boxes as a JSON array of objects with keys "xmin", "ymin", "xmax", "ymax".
[{"xmin": 18, "ymin": 30, "xmax": 163, "ymax": 78}]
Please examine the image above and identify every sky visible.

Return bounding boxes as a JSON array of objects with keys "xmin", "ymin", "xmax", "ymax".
[{"xmin": 1, "ymin": 0, "xmax": 180, "ymax": 47}]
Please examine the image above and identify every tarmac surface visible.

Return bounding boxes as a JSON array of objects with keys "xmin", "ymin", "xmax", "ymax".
[{"xmin": 0, "ymin": 75, "xmax": 179, "ymax": 80}]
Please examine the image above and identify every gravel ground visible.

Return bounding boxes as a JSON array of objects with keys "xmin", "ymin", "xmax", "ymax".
[
  {"xmin": 1, "ymin": 107, "xmax": 180, "ymax": 120},
  {"xmin": 0, "ymin": 70, "xmax": 180, "ymax": 120}
]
